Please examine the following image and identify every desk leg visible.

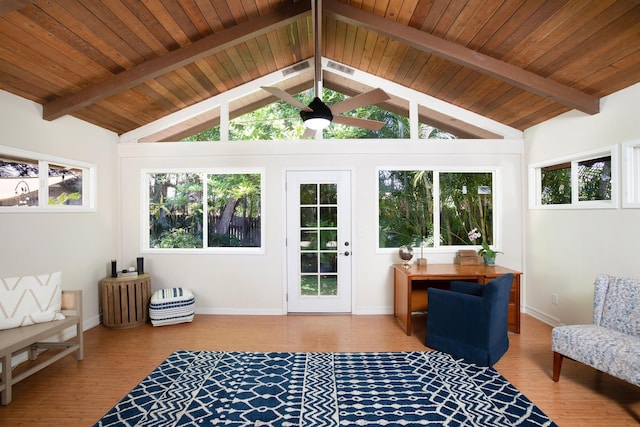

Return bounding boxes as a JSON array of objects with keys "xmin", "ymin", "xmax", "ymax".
[{"xmin": 394, "ymin": 270, "xmax": 411, "ymax": 335}]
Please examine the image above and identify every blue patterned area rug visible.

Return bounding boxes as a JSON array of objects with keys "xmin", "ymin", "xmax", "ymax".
[{"xmin": 95, "ymin": 350, "xmax": 557, "ymax": 426}]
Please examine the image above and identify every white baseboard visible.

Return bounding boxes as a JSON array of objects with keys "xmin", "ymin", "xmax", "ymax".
[
  {"xmin": 523, "ymin": 306, "xmax": 562, "ymax": 327},
  {"xmin": 194, "ymin": 307, "xmax": 396, "ymax": 315},
  {"xmin": 195, "ymin": 308, "xmax": 284, "ymax": 315},
  {"xmin": 353, "ymin": 306, "xmax": 394, "ymax": 315}
]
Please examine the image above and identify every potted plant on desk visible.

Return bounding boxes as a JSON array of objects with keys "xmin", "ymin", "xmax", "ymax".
[
  {"xmin": 477, "ymin": 241, "xmax": 502, "ymax": 265},
  {"xmin": 468, "ymin": 228, "xmax": 502, "ymax": 265}
]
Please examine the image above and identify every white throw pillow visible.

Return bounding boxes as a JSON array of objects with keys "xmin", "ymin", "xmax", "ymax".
[{"xmin": 0, "ymin": 271, "xmax": 65, "ymax": 330}]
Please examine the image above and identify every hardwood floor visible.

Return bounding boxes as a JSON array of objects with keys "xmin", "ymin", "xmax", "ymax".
[{"xmin": 1, "ymin": 313, "xmax": 639, "ymax": 426}]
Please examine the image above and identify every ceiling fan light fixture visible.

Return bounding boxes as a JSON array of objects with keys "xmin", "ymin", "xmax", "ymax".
[
  {"xmin": 302, "ymin": 116, "xmax": 331, "ymax": 130},
  {"xmin": 300, "ymin": 97, "xmax": 333, "ymax": 130}
]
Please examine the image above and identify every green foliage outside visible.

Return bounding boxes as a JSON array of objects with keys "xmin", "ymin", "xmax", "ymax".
[
  {"xmin": 148, "ymin": 172, "xmax": 262, "ymax": 249},
  {"xmin": 48, "ymin": 192, "xmax": 81, "ymax": 205},
  {"xmin": 149, "ymin": 173, "xmax": 204, "ymax": 248},
  {"xmin": 541, "ymin": 156, "xmax": 611, "ymax": 205},
  {"xmin": 182, "ymin": 88, "xmax": 457, "ymax": 141},
  {"xmin": 541, "ymin": 166, "xmax": 571, "ymax": 205},
  {"xmin": 379, "ymin": 170, "xmax": 434, "ymax": 248},
  {"xmin": 578, "ymin": 157, "xmax": 611, "ymax": 201},
  {"xmin": 149, "ymin": 172, "xmax": 261, "ymax": 249},
  {"xmin": 378, "ymin": 171, "xmax": 494, "ymax": 248},
  {"xmin": 439, "ymin": 172, "xmax": 493, "ymax": 246}
]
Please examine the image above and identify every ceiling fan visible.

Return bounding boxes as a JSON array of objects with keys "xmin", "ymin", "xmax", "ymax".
[{"xmin": 261, "ymin": 0, "xmax": 390, "ymax": 138}]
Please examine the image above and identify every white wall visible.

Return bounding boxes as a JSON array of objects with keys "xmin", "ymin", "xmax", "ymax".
[
  {"xmin": 118, "ymin": 139, "xmax": 524, "ymax": 315},
  {"xmin": 524, "ymin": 83, "xmax": 640, "ymax": 326},
  {"xmin": 0, "ymin": 90, "xmax": 119, "ymax": 328},
  {"xmin": 0, "ymin": 88, "xmax": 525, "ymax": 324}
]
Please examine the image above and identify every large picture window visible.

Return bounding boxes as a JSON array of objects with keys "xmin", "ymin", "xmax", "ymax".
[
  {"xmin": 529, "ymin": 146, "xmax": 618, "ymax": 209},
  {"xmin": 0, "ymin": 146, "xmax": 95, "ymax": 211},
  {"xmin": 145, "ymin": 170, "xmax": 263, "ymax": 252},
  {"xmin": 378, "ymin": 169, "xmax": 496, "ymax": 250}
]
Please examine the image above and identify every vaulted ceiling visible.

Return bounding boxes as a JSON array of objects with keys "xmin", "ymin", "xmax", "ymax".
[{"xmin": 0, "ymin": 0, "xmax": 639, "ymax": 141}]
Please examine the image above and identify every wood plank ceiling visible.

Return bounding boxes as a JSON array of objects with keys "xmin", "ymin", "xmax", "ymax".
[{"xmin": 0, "ymin": 0, "xmax": 638, "ymax": 140}]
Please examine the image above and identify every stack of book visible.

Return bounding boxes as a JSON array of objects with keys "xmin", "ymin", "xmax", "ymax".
[{"xmin": 454, "ymin": 249, "xmax": 482, "ymax": 265}]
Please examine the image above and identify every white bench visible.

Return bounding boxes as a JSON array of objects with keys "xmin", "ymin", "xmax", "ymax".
[{"xmin": 0, "ymin": 290, "xmax": 83, "ymax": 405}]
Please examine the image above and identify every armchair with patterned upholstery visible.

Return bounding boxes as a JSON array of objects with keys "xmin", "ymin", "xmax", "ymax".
[
  {"xmin": 552, "ymin": 274, "xmax": 640, "ymax": 386},
  {"xmin": 425, "ymin": 273, "xmax": 514, "ymax": 367}
]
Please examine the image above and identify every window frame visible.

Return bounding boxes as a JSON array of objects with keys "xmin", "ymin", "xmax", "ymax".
[
  {"xmin": 376, "ymin": 166, "xmax": 502, "ymax": 253},
  {"xmin": 141, "ymin": 167, "xmax": 265, "ymax": 254},
  {"xmin": 622, "ymin": 141, "xmax": 640, "ymax": 208},
  {"xmin": 528, "ymin": 145, "xmax": 618, "ymax": 209},
  {"xmin": 0, "ymin": 145, "xmax": 96, "ymax": 212}
]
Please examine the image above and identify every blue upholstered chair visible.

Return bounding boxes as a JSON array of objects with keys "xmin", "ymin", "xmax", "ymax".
[{"xmin": 425, "ymin": 273, "xmax": 514, "ymax": 366}]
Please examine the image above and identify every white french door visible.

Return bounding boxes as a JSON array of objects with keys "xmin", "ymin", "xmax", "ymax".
[{"xmin": 285, "ymin": 170, "xmax": 352, "ymax": 313}]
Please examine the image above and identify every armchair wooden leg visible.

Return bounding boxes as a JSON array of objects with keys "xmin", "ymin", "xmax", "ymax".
[{"xmin": 552, "ymin": 351, "xmax": 563, "ymax": 382}]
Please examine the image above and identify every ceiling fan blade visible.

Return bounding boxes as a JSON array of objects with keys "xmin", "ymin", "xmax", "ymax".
[
  {"xmin": 302, "ymin": 127, "xmax": 318, "ymax": 139},
  {"xmin": 329, "ymin": 88, "xmax": 390, "ymax": 115},
  {"xmin": 333, "ymin": 115, "xmax": 386, "ymax": 131},
  {"xmin": 261, "ymin": 86, "xmax": 312, "ymax": 112}
]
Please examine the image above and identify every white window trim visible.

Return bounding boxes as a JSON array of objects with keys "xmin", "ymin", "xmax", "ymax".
[
  {"xmin": 141, "ymin": 167, "xmax": 265, "ymax": 254},
  {"xmin": 0, "ymin": 145, "xmax": 96, "ymax": 212},
  {"xmin": 528, "ymin": 145, "xmax": 618, "ymax": 210},
  {"xmin": 376, "ymin": 166, "xmax": 502, "ymax": 253},
  {"xmin": 622, "ymin": 141, "xmax": 640, "ymax": 208}
]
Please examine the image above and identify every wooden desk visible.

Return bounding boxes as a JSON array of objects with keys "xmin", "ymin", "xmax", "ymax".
[{"xmin": 393, "ymin": 264, "xmax": 521, "ymax": 336}]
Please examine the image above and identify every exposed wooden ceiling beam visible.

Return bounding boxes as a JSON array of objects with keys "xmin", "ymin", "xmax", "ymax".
[
  {"xmin": 43, "ymin": 0, "xmax": 311, "ymax": 121},
  {"xmin": 324, "ymin": 0, "xmax": 600, "ymax": 115}
]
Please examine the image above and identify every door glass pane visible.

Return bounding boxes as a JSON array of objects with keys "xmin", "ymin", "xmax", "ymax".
[
  {"xmin": 300, "ymin": 207, "xmax": 317, "ymax": 227},
  {"xmin": 301, "ymin": 276, "xmax": 318, "ymax": 295},
  {"xmin": 320, "ymin": 252, "xmax": 337, "ymax": 273},
  {"xmin": 300, "ymin": 230, "xmax": 317, "ymax": 250},
  {"xmin": 320, "ymin": 275, "xmax": 337, "ymax": 296},
  {"xmin": 320, "ymin": 230, "xmax": 337, "ymax": 249},
  {"xmin": 298, "ymin": 182, "xmax": 340, "ymax": 298},
  {"xmin": 301, "ymin": 253, "xmax": 317, "ymax": 273},
  {"xmin": 320, "ymin": 207, "xmax": 337, "ymax": 227},
  {"xmin": 320, "ymin": 184, "xmax": 337, "ymax": 204},
  {"xmin": 300, "ymin": 184, "xmax": 317, "ymax": 204}
]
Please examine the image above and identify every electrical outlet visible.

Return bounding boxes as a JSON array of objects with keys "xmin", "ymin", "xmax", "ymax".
[{"xmin": 552, "ymin": 293, "xmax": 559, "ymax": 305}]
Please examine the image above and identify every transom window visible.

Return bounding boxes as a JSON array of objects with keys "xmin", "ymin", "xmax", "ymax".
[
  {"xmin": 181, "ymin": 88, "xmax": 457, "ymax": 142},
  {"xmin": 0, "ymin": 146, "xmax": 95, "ymax": 212},
  {"xmin": 529, "ymin": 146, "xmax": 618, "ymax": 209}
]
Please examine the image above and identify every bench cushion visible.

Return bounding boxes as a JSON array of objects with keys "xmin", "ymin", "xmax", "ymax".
[
  {"xmin": 149, "ymin": 288, "xmax": 195, "ymax": 327},
  {"xmin": 552, "ymin": 324, "xmax": 640, "ymax": 386},
  {"xmin": 0, "ymin": 272, "xmax": 64, "ymax": 331}
]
